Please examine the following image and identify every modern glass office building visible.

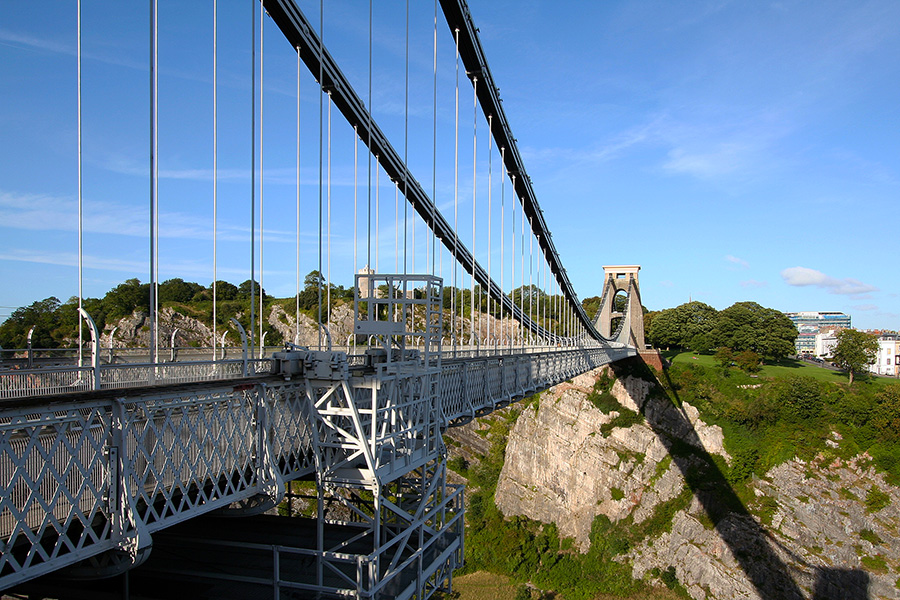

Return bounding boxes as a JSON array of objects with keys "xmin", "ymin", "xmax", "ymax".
[{"xmin": 784, "ymin": 311, "xmax": 851, "ymax": 355}]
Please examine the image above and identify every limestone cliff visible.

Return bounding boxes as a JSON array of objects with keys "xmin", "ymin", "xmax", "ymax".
[{"xmin": 493, "ymin": 364, "xmax": 900, "ymax": 600}]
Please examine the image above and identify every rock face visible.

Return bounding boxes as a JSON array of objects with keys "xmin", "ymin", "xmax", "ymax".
[
  {"xmin": 496, "ymin": 366, "xmax": 728, "ymax": 551},
  {"xmin": 494, "ymin": 365, "xmax": 900, "ymax": 600}
]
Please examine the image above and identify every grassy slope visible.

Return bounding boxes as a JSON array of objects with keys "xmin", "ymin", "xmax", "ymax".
[
  {"xmin": 453, "ymin": 572, "xmax": 683, "ymax": 600},
  {"xmin": 664, "ymin": 350, "xmax": 895, "ymax": 387}
]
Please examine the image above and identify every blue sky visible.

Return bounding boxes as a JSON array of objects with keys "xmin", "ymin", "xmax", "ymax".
[{"xmin": 1, "ymin": 0, "xmax": 898, "ymax": 330}]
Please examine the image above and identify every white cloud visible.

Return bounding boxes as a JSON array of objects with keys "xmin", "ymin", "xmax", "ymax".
[
  {"xmin": 725, "ymin": 254, "xmax": 749, "ymax": 269},
  {"xmin": 0, "ymin": 189, "xmax": 302, "ymax": 244},
  {"xmin": 780, "ymin": 266, "xmax": 878, "ymax": 296},
  {"xmin": 663, "ymin": 143, "xmax": 753, "ymax": 178}
]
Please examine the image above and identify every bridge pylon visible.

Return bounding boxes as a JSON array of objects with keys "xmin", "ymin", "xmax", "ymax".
[{"xmin": 594, "ymin": 265, "xmax": 645, "ymax": 349}]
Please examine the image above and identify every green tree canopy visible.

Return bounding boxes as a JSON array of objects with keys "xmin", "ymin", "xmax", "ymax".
[
  {"xmin": 158, "ymin": 278, "xmax": 205, "ymax": 304},
  {"xmin": 0, "ymin": 297, "xmax": 62, "ymax": 349},
  {"xmin": 103, "ymin": 278, "xmax": 150, "ymax": 319},
  {"xmin": 582, "ymin": 296, "xmax": 602, "ymax": 319},
  {"xmin": 212, "ymin": 280, "xmax": 239, "ymax": 301},
  {"xmin": 710, "ymin": 301, "xmax": 796, "ymax": 361},
  {"xmin": 647, "ymin": 301, "xmax": 718, "ymax": 350},
  {"xmin": 238, "ymin": 279, "xmax": 267, "ymax": 300},
  {"xmin": 830, "ymin": 329, "xmax": 879, "ymax": 385}
]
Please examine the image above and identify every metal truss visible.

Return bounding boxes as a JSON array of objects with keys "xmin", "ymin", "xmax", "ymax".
[
  {"xmin": 0, "ymin": 381, "xmax": 315, "ymax": 591},
  {"xmin": 267, "ymin": 274, "xmax": 463, "ymax": 599}
]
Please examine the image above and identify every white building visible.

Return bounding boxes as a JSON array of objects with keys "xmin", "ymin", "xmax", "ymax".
[
  {"xmin": 869, "ymin": 334, "xmax": 900, "ymax": 377},
  {"xmin": 815, "ymin": 330, "xmax": 839, "ymax": 358}
]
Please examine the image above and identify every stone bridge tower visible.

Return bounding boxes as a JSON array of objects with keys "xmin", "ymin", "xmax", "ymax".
[{"xmin": 594, "ymin": 265, "xmax": 645, "ymax": 349}]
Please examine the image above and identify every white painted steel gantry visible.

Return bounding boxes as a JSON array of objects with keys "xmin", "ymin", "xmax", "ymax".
[{"xmin": 0, "ymin": 0, "xmax": 646, "ymax": 597}]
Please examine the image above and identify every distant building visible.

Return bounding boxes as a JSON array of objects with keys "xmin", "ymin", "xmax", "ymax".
[
  {"xmin": 785, "ymin": 311, "xmax": 851, "ymax": 356},
  {"xmin": 869, "ymin": 333, "xmax": 900, "ymax": 377},
  {"xmin": 815, "ymin": 329, "xmax": 839, "ymax": 358}
]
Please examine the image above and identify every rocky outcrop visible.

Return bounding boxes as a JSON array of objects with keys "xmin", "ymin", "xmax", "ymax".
[
  {"xmin": 104, "ymin": 307, "xmax": 214, "ymax": 348},
  {"xmin": 631, "ymin": 452, "xmax": 900, "ymax": 599},
  {"xmin": 495, "ymin": 380, "xmax": 682, "ymax": 550},
  {"xmin": 494, "ymin": 365, "xmax": 900, "ymax": 599}
]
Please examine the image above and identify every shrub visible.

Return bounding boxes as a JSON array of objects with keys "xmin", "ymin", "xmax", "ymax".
[
  {"xmin": 514, "ymin": 584, "xmax": 532, "ymax": 600},
  {"xmin": 865, "ymin": 486, "xmax": 891, "ymax": 513},
  {"xmin": 774, "ymin": 376, "xmax": 824, "ymax": 421},
  {"xmin": 861, "ymin": 554, "xmax": 888, "ymax": 574},
  {"xmin": 735, "ymin": 350, "xmax": 762, "ymax": 372},
  {"xmin": 860, "ymin": 529, "xmax": 883, "ymax": 545}
]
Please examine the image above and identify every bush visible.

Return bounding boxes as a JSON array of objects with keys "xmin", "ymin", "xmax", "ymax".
[
  {"xmin": 865, "ymin": 486, "xmax": 891, "ymax": 513},
  {"xmin": 774, "ymin": 376, "xmax": 824, "ymax": 421},
  {"xmin": 735, "ymin": 350, "xmax": 762, "ymax": 373}
]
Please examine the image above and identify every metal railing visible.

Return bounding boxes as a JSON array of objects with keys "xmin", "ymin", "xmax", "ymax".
[{"xmin": 0, "ymin": 358, "xmax": 274, "ymax": 400}]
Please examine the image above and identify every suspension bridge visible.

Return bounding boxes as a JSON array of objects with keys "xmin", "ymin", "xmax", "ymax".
[{"xmin": 1, "ymin": 1, "xmax": 647, "ymax": 598}]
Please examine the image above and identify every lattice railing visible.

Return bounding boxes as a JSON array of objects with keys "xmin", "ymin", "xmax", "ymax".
[
  {"xmin": 0, "ymin": 381, "xmax": 316, "ymax": 591},
  {"xmin": 0, "ymin": 402, "xmax": 117, "ymax": 585},
  {"xmin": 0, "ymin": 358, "xmax": 274, "ymax": 400},
  {"xmin": 438, "ymin": 346, "xmax": 636, "ymax": 424}
]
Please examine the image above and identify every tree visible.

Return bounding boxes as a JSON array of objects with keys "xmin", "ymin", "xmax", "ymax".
[
  {"xmin": 582, "ymin": 296, "xmax": 602, "ymax": 319},
  {"xmin": 158, "ymin": 278, "xmax": 204, "ymax": 304},
  {"xmin": 212, "ymin": 280, "xmax": 239, "ymax": 301},
  {"xmin": 0, "ymin": 297, "xmax": 62, "ymax": 349},
  {"xmin": 872, "ymin": 384, "xmax": 900, "ymax": 441},
  {"xmin": 715, "ymin": 346, "xmax": 734, "ymax": 368},
  {"xmin": 830, "ymin": 329, "xmax": 879, "ymax": 385},
  {"xmin": 646, "ymin": 301, "xmax": 718, "ymax": 350},
  {"xmin": 298, "ymin": 271, "xmax": 324, "ymax": 310},
  {"xmin": 735, "ymin": 350, "xmax": 761, "ymax": 373},
  {"xmin": 238, "ymin": 279, "xmax": 267, "ymax": 300},
  {"xmin": 710, "ymin": 302, "xmax": 796, "ymax": 361},
  {"xmin": 103, "ymin": 278, "xmax": 150, "ymax": 318}
]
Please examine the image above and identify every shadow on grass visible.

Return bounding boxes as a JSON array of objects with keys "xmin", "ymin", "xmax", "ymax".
[{"xmin": 610, "ymin": 357, "xmax": 870, "ymax": 600}]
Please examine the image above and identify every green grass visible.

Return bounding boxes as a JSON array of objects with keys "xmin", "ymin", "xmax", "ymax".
[
  {"xmin": 861, "ymin": 554, "xmax": 889, "ymax": 574},
  {"xmin": 664, "ymin": 351, "xmax": 894, "ymax": 387},
  {"xmin": 451, "ymin": 571, "xmax": 684, "ymax": 600},
  {"xmin": 860, "ymin": 529, "xmax": 883, "ymax": 545}
]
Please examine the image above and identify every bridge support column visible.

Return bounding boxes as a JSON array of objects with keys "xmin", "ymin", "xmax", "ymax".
[
  {"xmin": 285, "ymin": 274, "xmax": 463, "ymax": 600},
  {"xmin": 594, "ymin": 265, "xmax": 645, "ymax": 349}
]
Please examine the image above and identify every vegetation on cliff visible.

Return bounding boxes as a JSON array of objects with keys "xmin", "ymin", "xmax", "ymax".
[
  {"xmin": 660, "ymin": 357, "xmax": 900, "ymax": 487},
  {"xmin": 451, "ymin": 354, "xmax": 900, "ymax": 598}
]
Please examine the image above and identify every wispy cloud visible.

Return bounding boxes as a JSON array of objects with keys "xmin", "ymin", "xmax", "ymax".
[
  {"xmin": 725, "ymin": 254, "xmax": 749, "ymax": 269},
  {"xmin": 0, "ymin": 28, "xmax": 144, "ymax": 71},
  {"xmin": 0, "ymin": 249, "xmax": 252, "ymax": 280},
  {"xmin": 0, "ymin": 189, "xmax": 304, "ymax": 244},
  {"xmin": 741, "ymin": 279, "xmax": 767, "ymax": 288},
  {"xmin": 852, "ymin": 304, "xmax": 878, "ymax": 312},
  {"xmin": 663, "ymin": 141, "xmax": 757, "ymax": 179},
  {"xmin": 781, "ymin": 266, "xmax": 878, "ymax": 296}
]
